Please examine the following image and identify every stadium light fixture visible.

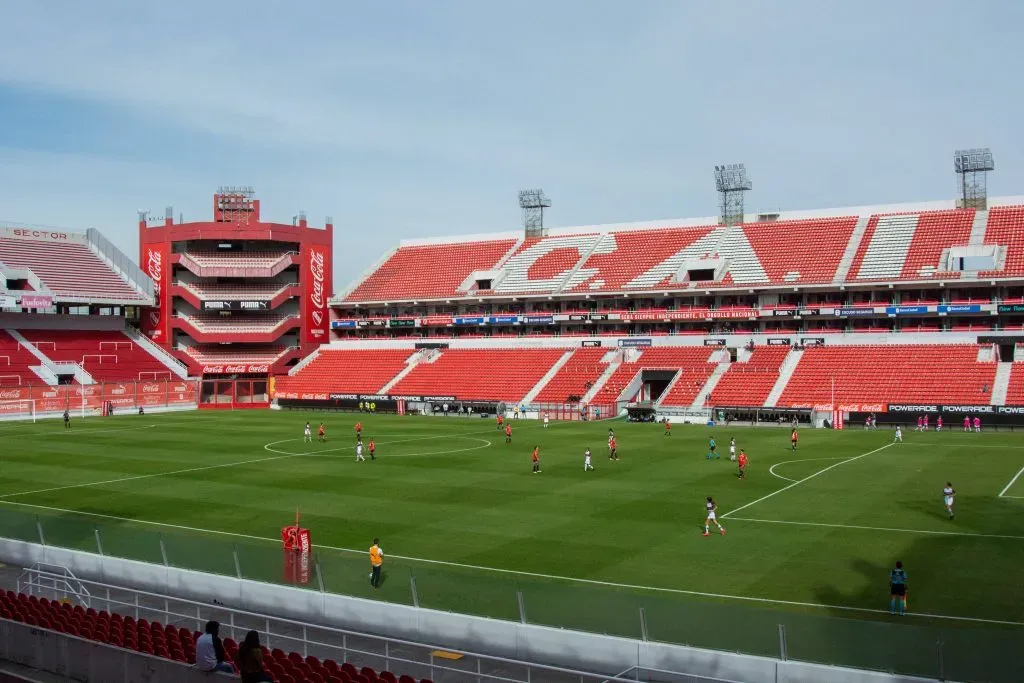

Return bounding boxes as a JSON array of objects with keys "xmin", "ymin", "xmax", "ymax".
[
  {"xmin": 518, "ymin": 189, "xmax": 552, "ymax": 237},
  {"xmin": 714, "ymin": 164, "xmax": 751, "ymax": 226}
]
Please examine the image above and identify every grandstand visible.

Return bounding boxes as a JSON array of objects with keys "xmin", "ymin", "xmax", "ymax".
[{"xmin": 138, "ymin": 190, "xmax": 331, "ymax": 405}]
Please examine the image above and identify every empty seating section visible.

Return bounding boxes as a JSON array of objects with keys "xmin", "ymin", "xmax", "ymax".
[
  {"xmin": 184, "ymin": 345, "xmax": 290, "ymax": 365},
  {"xmin": 0, "ymin": 331, "xmax": 40, "ymax": 386},
  {"xmin": 182, "ymin": 250, "xmax": 291, "ymax": 269},
  {"xmin": 0, "ymin": 239, "xmax": 145, "ymax": 301},
  {"xmin": 277, "ymin": 350, "xmax": 413, "ymax": 395},
  {"xmin": 742, "ymin": 217, "xmax": 858, "ymax": 284},
  {"xmin": 899, "ymin": 210, "xmax": 974, "ymax": 279},
  {"xmin": 18, "ymin": 330, "xmax": 173, "ymax": 381},
  {"xmin": 345, "ymin": 239, "xmax": 518, "ymax": 301},
  {"xmin": 0, "ymin": 590, "xmax": 431, "ymax": 683},
  {"xmin": 706, "ymin": 347, "xmax": 789, "ymax": 407},
  {"xmin": 778, "ymin": 345, "xmax": 997, "ymax": 407},
  {"xmin": 390, "ymin": 349, "xmax": 566, "ymax": 401},
  {"xmin": 1004, "ymin": 365, "xmax": 1024, "ymax": 405},
  {"xmin": 572, "ymin": 227, "xmax": 715, "ymax": 292},
  {"xmin": 179, "ymin": 281, "xmax": 294, "ymax": 299},
  {"xmin": 597, "ymin": 348, "xmax": 714, "ymax": 404},
  {"xmin": 534, "ymin": 347, "xmax": 608, "ymax": 402},
  {"xmin": 981, "ymin": 206, "xmax": 1024, "ymax": 277},
  {"xmin": 180, "ymin": 313, "xmax": 297, "ymax": 333}
]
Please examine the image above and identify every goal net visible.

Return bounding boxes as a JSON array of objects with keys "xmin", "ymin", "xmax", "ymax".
[{"xmin": 0, "ymin": 399, "xmax": 36, "ymax": 423}]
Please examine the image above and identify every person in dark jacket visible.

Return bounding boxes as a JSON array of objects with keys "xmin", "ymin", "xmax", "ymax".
[{"xmin": 237, "ymin": 630, "xmax": 272, "ymax": 682}]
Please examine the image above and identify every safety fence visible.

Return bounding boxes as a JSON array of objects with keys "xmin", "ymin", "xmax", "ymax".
[
  {"xmin": 0, "ymin": 507, "xmax": 1019, "ymax": 683},
  {"xmin": 0, "ymin": 379, "xmax": 199, "ymax": 420}
]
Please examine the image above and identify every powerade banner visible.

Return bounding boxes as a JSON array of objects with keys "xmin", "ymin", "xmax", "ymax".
[
  {"xmin": 940, "ymin": 304, "xmax": 982, "ymax": 314},
  {"xmin": 326, "ymin": 393, "xmax": 457, "ymax": 402},
  {"xmin": 521, "ymin": 315, "xmax": 554, "ymax": 325},
  {"xmin": 885, "ymin": 305, "xmax": 929, "ymax": 315},
  {"xmin": 140, "ymin": 242, "xmax": 171, "ymax": 343},
  {"xmin": 302, "ymin": 243, "xmax": 331, "ymax": 343},
  {"xmin": 201, "ymin": 300, "xmax": 270, "ymax": 311},
  {"xmin": 886, "ymin": 404, "xmax": 1015, "ymax": 414},
  {"xmin": 619, "ymin": 338, "xmax": 652, "ymax": 348}
]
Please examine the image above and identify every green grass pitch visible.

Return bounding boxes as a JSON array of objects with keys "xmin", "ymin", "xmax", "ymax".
[{"xmin": 0, "ymin": 410, "xmax": 1021, "ymax": 679}]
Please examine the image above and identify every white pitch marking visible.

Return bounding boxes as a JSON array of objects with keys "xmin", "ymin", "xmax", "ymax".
[
  {"xmin": 0, "ymin": 499, "xmax": 1020, "ymax": 627},
  {"xmin": 728, "ymin": 516, "xmax": 1024, "ymax": 541},
  {"xmin": 0, "ymin": 431, "xmax": 497, "ymax": 500},
  {"xmin": 998, "ymin": 465, "xmax": 1024, "ymax": 498},
  {"xmin": 722, "ymin": 443, "xmax": 895, "ymax": 519},
  {"xmin": 768, "ymin": 457, "xmax": 849, "ymax": 483}
]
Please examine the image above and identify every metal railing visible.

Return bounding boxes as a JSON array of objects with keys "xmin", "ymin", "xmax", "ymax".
[{"xmin": 17, "ymin": 567, "xmax": 740, "ymax": 683}]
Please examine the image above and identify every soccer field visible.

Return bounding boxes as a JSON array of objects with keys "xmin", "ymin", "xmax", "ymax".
[{"xmin": 0, "ymin": 410, "xmax": 1022, "ymax": 679}]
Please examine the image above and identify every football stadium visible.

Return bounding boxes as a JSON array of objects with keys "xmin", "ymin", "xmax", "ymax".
[
  {"xmin": 1, "ymin": 6, "xmax": 1024, "ymax": 683},
  {"xmin": 1, "ymin": 160, "xmax": 1023, "ymax": 683}
]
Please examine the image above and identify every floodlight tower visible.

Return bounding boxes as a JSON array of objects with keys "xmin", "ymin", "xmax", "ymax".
[
  {"xmin": 954, "ymin": 148, "xmax": 994, "ymax": 210},
  {"xmin": 714, "ymin": 164, "xmax": 752, "ymax": 226},
  {"xmin": 519, "ymin": 189, "xmax": 551, "ymax": 237}
]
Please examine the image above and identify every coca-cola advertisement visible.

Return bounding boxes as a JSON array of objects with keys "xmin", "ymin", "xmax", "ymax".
[
  {"xmin": 302, "ymin": 243, "xmax": 331, "ymax": 344},
  {"xmin": 140, "ymin": 243, "xmax": 171, "ymax": 343}
]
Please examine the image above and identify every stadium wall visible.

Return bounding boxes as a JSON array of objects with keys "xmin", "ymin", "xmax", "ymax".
[{"xmin": 0, "ymin": 540, "xmax": 941, "ymax": 683}]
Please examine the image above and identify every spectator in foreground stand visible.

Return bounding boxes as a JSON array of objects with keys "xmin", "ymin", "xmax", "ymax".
[
  {"xmin": 237, "ymin": 630, "xmax": 272, "ymax": 682},
  {"xmin": 195, "ymin": 620, "xmax": 233, "ymax": 674}
]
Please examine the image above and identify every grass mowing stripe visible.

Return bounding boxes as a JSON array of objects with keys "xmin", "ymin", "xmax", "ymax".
[
  {"xmin": 1, "ymin": 498, "xmax": 1021, "ymax": 628},
  {"xmin": 722, "ymin": 443, "xmax": 894, "ymax": 519},
  {"xmin": 727, "ymin": 516, "xmax": 1024, "ymax": 541}
]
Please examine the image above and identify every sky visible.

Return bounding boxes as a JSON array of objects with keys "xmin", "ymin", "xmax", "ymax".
[{"xmin": 1, "ymin": 1, "xmax": 1022, "ymax": 289}]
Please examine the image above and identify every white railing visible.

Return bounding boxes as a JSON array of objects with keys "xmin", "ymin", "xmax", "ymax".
[{"xmin": 15, "ymin": 568, "xmax": 720, "ymax": 683}]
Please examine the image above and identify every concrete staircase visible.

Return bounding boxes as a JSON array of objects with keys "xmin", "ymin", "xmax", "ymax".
[
  {"xmin": 992, "ymin": 361, "xmax": 1012, "ymax": 405},
  {"xmin": 124, "ymin": 327, "xmax": 190, "ymax": 379},
  {"xmin": 764, "ymin": 348, "xmax": 804, "ymax": 407},
  {"xmin": 378, "ymin": 349, "xmax": 435, "ymax": 394},
  {"xmin": 968, "ymin": 209, "xmax": 989, "ymax": 246},
  {"xmin": 690, "ymin": 361, "xmax": 731, "ymax": 409},
  {"xmin": 580, "ymin": 351, "xmax": 623, "ymax": 404},
  {"xmin": 521, "ymin": 349, "xmax": 575, "ymax": 404},
  {"xmin": 832, "ymin": 215, "xmax": 873, "ymax": 284}
]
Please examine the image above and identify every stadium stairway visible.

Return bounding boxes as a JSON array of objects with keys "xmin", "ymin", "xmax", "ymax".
[
  {"xmin": 579, "ymin": 351, "xmax": 622, "ymax": 405},
  {"xmin": 992, "ymin": 361, "xmax": 1013, "ymax": 405},
  {"xmin": 763, "ymin": 348, "xmax": 803, "ymax": 407},
  {"xmin": 832, "ymin": 215, "xmax": 873, "ymax": 284},
  {"xmin": 5, "ymin": 330, "xmax": 95, "ymax": 385},
  {"xmin": 968, "ymin": 208, "xmax": 990, "ymax": 245},
  {"xmin": 520, "ymin": 349, "xmax": 575, "ymax": 403},
  {"xmin": 377, "ymin": 349, "xmax": 434, "ymax": 395},
  {"xmin": 689, "ymin": 360, "xmax": 730, "ymax": 409}
]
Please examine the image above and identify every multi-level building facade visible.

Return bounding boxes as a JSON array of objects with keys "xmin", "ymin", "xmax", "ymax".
[{"xmin": 139, "ymin": 191, "xmax": 332, "ymax": 406}]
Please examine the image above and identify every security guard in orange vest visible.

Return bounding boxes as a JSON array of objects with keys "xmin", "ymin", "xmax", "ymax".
[{"xmin": 369, "ymin": 538, "xmax": 384, "ymax": 588}]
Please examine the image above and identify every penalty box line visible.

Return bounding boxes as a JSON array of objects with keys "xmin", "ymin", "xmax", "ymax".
[
  {"xmin": 722, "ymin": 443, "xmax": 895, "ymax": 520},
  {"xmin": 0, "ymin": 499, "xmax": 1021, "ymax": 628},
  {"xmin": 998, "ymin": 465, "xmax": 1024, "ymax": 498}
]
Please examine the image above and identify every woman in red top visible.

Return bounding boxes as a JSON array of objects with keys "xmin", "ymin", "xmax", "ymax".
[
  {"xmin": 531, "ymin": 446, "xmax": 541, "ymax": 473},
  {"xmin": 737, "ymin": 449, "xmax": 748, "ymax": 479},
  {"xmin": 790, "ymin": 428, "xmax": 798, "ymax": 451}
]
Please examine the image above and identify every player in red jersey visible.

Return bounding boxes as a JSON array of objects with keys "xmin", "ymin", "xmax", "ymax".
[
  {"xmin": 664, "ymin": 421, "xmax": 672, "ymax": 436},
  {"xmin": 505, "ymin": 424, "xmax": 512, "ymax": 444},
  {"xmin": 608, "ymin": 436, "xmax": 619, "ymax": 461},
  {"xmin": 368, "ymin": 437, "xmax": 376, "ymax": 460},
  {"xmin": 317, "ymin": 423, "xmax": 326, "ymax": 442},
  {"xmin": 737, "ymin": 449, "xmax": 748, "ymax": 479},
  {"xmin": 497, "ymin": 414, "xmax": 504, "ymax": 430},
  {"xmin": 354, "ymin": 421, "xmax": 363, "ymax": 439},
  {"xmin": 531, "ymin": 446, "xmax": 541, "ymax": 473},
  {"xmin": 790, "ymin": 428, "xmax": 798, "ymax": 451}
]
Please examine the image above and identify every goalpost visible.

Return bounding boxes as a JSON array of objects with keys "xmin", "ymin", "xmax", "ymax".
[{"xmin": 0, "ymin": 399, "xmax": 36, "ymax": 423}]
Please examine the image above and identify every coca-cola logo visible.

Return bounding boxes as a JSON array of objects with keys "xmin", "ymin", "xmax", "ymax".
[
  {"xmin": 143, "ymin": 384, "xmax": 161, "ymax": 392},
  {"xmin": 147, "ymin": 249, "xmax": 163, "ymax": 297},
  {"xmin": 0, "ymin": 389, "xmax": 23, "ymax": 399},
  {"xmin": 309, "ymin": 248, "xmax": 325, "ymax": 310}
]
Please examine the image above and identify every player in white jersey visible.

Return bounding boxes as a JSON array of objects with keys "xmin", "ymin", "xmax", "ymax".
[
  {"xmin": 703, "ymin": 497, "xmax": 726, "ymax": 537},
  {"xmin": 729, "ymin": 438, "xmax": 737, "ymax": 461},
  {"xmin": 894, "ymin": 425, "xmax": 902, "ymax": 443},
  {"xmin": 304, "ymin": 422, "xmax": 312, "ymax": 443},
  {"xmin": 355, "ymin": 442, "xmax": 365, "ymax": 462},
  {"xmin": 943, "ymin": 482, "xmax": 955, "ymax": 519},
  {"xmin": 543, "ymin": 413, "xmax": 550, "ymax": 428},
  {"xmin": 584, "ymin": 448, "xmax": 593, "ymax": 471}
]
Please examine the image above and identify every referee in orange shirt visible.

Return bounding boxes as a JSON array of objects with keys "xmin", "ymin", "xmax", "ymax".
[{"xmin": 369, "ymin": 538, "xmax": 384, "ymax": 588}]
